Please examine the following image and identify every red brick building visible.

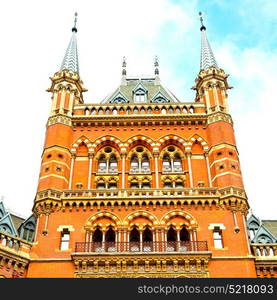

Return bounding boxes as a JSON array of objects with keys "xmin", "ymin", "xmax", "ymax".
[{"xmin": 0, "ymin": 13, "xmax": 276, "ymax": 278}]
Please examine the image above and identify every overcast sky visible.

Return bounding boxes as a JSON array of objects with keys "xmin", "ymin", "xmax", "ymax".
[{"xmin": 0, "ymin": 0, "xmax": 276, "ymax": 220}]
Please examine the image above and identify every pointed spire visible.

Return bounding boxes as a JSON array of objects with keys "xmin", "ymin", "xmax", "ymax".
[
  {"xmin": 122, "ymin": 56, "xmax": 127, "ymax": 76},
  {"xmin": 199, "ymin": 12, "xmax": 218, "ymax": 70},
  {"xmin": 154, "ymin": 55, "xmax": 159, "ymax": 76},
  {"xmin": 60, "ymin": 12, "xmax": 79, "ymax": 73}
]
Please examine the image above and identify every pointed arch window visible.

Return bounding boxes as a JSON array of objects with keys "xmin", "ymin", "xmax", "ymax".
[
  {"xmin": 130, "ymin": 156, "xmax": 139, "ymax": 173},
  {"xmin": 162, "ymin": 155, "xmax": 171, "ymax": 172},
  {"xmin": 173, "ymin": 154, "xmax": 182, "ymax": 172},
  {"xmin": 22, "ymin": 222, "xmax": 35, "ymax": 242},
  {"xmin": 109, "ymin": 155, "xmax": 118, "ymax": 173},
  {"xmin": 98, "ymin": 155, "xmax": 107, "ymax": 173},
  {"xmin": 141, "ymin": 155, "xmax": 150, "ymax": 173},
  {"xmin": 105, "ymin": 227, "xmax": 116, "ymax": 252},
  {"xmin": 130, "ymin": 227, "xmax": 140, "ymax": 252}
]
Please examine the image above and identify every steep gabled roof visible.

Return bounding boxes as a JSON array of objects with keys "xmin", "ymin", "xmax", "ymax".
[{"xmin": 102, "ymin": 77, "xmax": 180, "ymax": 104}]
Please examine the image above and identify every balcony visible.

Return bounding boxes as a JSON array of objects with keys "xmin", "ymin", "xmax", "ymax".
[{"xmin": 75, "ymin": 241, "xmax": 208, "ymax": 253}]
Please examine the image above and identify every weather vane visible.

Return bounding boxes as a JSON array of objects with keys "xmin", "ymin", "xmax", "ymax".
[
  {"xmin": 72, "ymin": 12, "xmax": 78, "ymax": 32},
  {"xmin": 199, "ymin": 11, "xmax": 206, "ymax": 31}
]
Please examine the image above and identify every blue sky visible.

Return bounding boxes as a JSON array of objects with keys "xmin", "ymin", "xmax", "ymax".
[{"xmin": 0, "ymin": 0, "xmax": 276, "ymax": 219}]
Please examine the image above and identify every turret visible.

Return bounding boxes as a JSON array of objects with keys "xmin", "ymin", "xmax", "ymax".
[{"xmin": 47, "ymin": 13, "xmax": 87, "ymax": 118}]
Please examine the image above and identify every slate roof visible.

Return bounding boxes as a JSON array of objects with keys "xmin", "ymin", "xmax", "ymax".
[{"xmin": 102, "ymin": 77, "xmax": 180, "ymax": 104}]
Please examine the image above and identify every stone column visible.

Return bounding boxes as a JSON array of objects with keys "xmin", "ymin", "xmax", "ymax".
[
  {"xmin": 140, "ymin": 230, "xmax": 143, "ymax": 252},
  {"xmin": 186, "ymin": 151, "xmax": 193, "ymax": 187},
  {"xmin": 204, "ymin": 152, "xmax": 212, "ymax": 187},
  {"xmin": 68, "ymin": 154, "xmax": 76, "ymax": 189},
  {"xmin": 121, "ymin": 153, "xmax": 126, "ymax": 189},
  {"xmin": 177, "ymin": 230, "xmax": 180, "ymax": 252},
  {"xmin": 153, "ymin": 152, "xmax": 159, "ymax": 189},
  {"xmin": 87, "ymin": 153, "xmax": 94, "ymax": 189},
  {"xmin": 102, "ymin": 230, "xmax": 106, "ymax": 251}
]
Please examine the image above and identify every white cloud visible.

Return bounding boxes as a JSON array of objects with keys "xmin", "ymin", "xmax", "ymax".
[{"xmin": 216, "ymin": 42, "xmax": 277, "ymax": 219}]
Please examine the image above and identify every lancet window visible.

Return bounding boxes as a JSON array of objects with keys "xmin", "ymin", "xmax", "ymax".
[
  {"xmin": 162, "ymin": 146, "xmax": 183, "ymax": 173},
  {"xmin": 129, "ymin": 146, "xmax": 151, "ymax": 174}
]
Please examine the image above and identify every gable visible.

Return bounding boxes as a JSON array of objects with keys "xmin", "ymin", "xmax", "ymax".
[
  {"xmin": 151, "ymin": 91, "xmax": 170, "ymax": 103},
  {"xmin": 253, "ymin": 225, "xmax": 276, "ymax": 243},
  {"xmin": 110, "ymin": 91, "xmax": 129, "ymax": 104},
  {"xmin": 0, "ymin": 213, "xmax": 18, "ymax": 236}
]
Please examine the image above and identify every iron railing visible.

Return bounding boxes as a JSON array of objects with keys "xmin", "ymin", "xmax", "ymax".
[{"xmin": 75, "ymin": 241, "xmax": 208, "ymax": 253}]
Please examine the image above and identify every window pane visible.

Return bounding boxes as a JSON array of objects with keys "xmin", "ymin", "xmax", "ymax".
[
  {"xmin": 61, "ymin": 241, "xmax": 69, "ymax": 250},
  {"xmin": 214, "ymin": 239, "xmax": 223, "ymax": 248}
]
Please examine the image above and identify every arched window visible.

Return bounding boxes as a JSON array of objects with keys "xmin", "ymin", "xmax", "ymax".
[
  {"xmin": 173, "ymin": 154, "xmax": 182, "ymax": 172},
  {"xmin": 105, "ymin": 227, "xmax": 116, "ymax": 252},
  {"xmin": 130, "ymin": 156, "xmax": 139, "ymax": 173},
  {"xmin": 109, "ymin": 155, "xmax": 118, "ymax": 173},
  {"xmin": 141, "ymin": 181, "xmax": 151, "ymax": 189},
  {"xmin": 93, "ymin": 228, "xmax": 103, "ymax": 243},
  {"xmin": 98, "ymin": 155, "xmax": 107, "ymax": 173},
  {"xmin": 130, "ymin": 227, "xmax": 140, "ymax": 252},
  {"xmin": 164, "ymin": 179, "xmax": 173, "ymax": 188},
  {"xmin": 22, "ymin": 222, "xmax": 35, "ymax": 242},
  {"xmin": 130, "ymin": 180, "xmax": 139, "ymax": 189},
  {"xmin": 141, "ymin": 155, "xmax": 150, "ymax": 173},
  {"xmin": 180, "ymin": 227, "xmax": 190, "ymax": 242},
  {"xmin": 175, "ymin": 179, "xmax": 184, "ymax": 188},
  {"xmin": 108, "ymin": 181, "xmax": 117, "ymax": 189},
  {"xmin": 162, "ymin": 155, "xmax": 171, "ymax": 172},
  {"xmin": 143, "ymin": 227, "xmax": 153, "ymax": 252},
  {"xmin": 167, "ymin": 227, "xmax": 177, "ymax": 251},
  {"xmin": 92, "ymin": 227, "xmax": 103, "ymax": 252},
  {"xmin": 143, "ymin": 227, "xmax": 152, "ymax": 242}
]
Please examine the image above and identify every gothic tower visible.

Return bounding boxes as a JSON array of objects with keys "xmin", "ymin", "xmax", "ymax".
[{"xmin": 26, "ymin": 13, "xmax": 257, "ymax": 278}]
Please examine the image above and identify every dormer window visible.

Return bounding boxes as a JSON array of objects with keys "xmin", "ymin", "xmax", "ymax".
[
  {"xmin": 133, "ymin": 83, "xmax": 147, "ymax": 103},
  {"xmin": 134, "ymin": 89, "xmax": 146, "ymax": 102}
]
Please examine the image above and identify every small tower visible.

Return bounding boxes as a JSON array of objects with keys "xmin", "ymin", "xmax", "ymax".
[
  {"xmin": 47, "ymin": 12, "xmax": 87, "ymax": 118},
  {"xmin": 193, "ymin": 12, "xmax": 243, "ymax": 189},
  {"xmin": 37, "ymin": 13, "xmax": 87, "ymax": 193}
]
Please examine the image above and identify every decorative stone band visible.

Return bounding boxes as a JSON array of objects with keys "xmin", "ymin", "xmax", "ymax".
[
  {"xmin": 72, "ymin": 252, "xmax": 211, "ymax": 278},
  {"xmin": 207, "ymin": 112, "xmax": 233, "ymax": 125}
]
